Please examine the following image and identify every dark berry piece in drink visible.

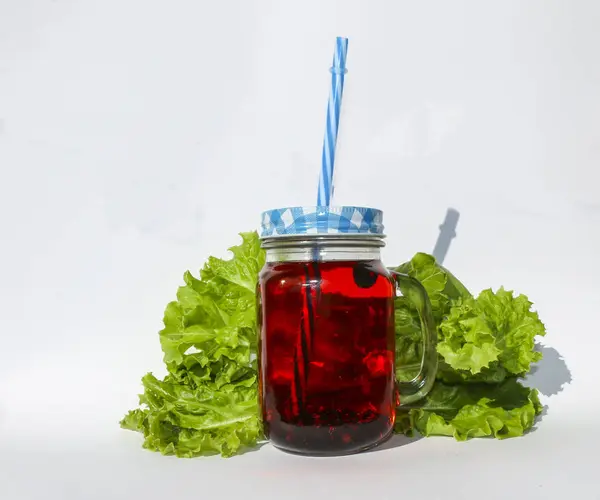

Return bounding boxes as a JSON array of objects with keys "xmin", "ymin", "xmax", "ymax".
[{"xmin": 353, "ymin": 263, "xmax": 378, "ymax": 288}]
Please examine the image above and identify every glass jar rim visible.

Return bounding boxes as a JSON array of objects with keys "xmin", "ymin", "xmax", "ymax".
[{"xmin": 261, "ymin": 233, "xmax": 386, "ymax": 250}]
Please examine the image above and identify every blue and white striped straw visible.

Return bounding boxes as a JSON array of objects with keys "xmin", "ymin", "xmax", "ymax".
[{"xmin": 317, "ymin": 37, "xmax": 348, "ymax": 207}]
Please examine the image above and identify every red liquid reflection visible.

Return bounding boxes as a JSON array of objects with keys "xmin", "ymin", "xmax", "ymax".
[{"xmin": 258, "ymin": 260, "xmax": 396, "ymax": 455}]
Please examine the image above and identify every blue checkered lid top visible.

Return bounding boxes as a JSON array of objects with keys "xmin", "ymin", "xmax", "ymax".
[{"xmin": 260, "ymin": 206, "xmax": 384, "ymax": 238}]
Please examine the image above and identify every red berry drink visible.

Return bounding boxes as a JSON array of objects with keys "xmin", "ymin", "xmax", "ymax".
[{"xmin": 258, "ymin": 260, "xmax": 396, "ymax": 455}]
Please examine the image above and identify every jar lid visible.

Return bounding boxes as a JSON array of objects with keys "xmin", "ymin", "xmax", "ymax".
[{"xmin": 260, "ymin": 206, "xmax": 384, "ymax": 238}]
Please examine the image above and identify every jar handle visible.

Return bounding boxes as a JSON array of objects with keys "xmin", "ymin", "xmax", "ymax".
[{"xmin": 390, "ymin": 271, "xmax": 438, "ymax": 406}]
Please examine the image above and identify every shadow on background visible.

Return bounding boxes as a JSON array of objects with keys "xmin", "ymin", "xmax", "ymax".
[
  {"xmin": 523, "ymin": 344, "xmax": 571, "ymax": 434},
  {"xmin": 525, "ymin": 344, "xmax": 572, "ymax": 397},
  {"xmin": 365, "ymin": 433, "xmax": 422, "ymax": 454},
  {"xmin": 432, "ymin": 208, "xmax": 460, "ymax": 265}
]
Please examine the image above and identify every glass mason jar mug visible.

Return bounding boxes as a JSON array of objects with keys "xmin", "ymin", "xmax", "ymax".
[{"xmin": 257, "ymin": 206, "xmax": 438, "ymax": 455}]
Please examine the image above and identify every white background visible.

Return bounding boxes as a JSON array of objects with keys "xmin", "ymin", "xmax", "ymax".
[{"xmin": 1, "ymin": 1, "xmax": 599, "ymax": 499}]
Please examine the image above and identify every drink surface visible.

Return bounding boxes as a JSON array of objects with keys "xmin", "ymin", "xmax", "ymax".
[{"xmin": 258, "ymin": 259, "xmax": 396, "ymax": 455}]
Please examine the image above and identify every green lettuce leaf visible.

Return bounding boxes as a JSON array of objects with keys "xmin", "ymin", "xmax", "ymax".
[
  {"xmin": 396, "ymin": 378, "xmax": 543, "ymax": 440},
  {"xmin": 120, "ymin": 373, "xmax": 261, "ymax": 458},
  {"xmin": 121, "ymin": 232, "xmax": 265, "ymax": 458},
  {"xmin": 393, "ymin": 253, "xmax": 546, "ymax": 441},
  {"xmin": 437, "ymin": 288, "xmax": 546, "ymax": 381}
]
